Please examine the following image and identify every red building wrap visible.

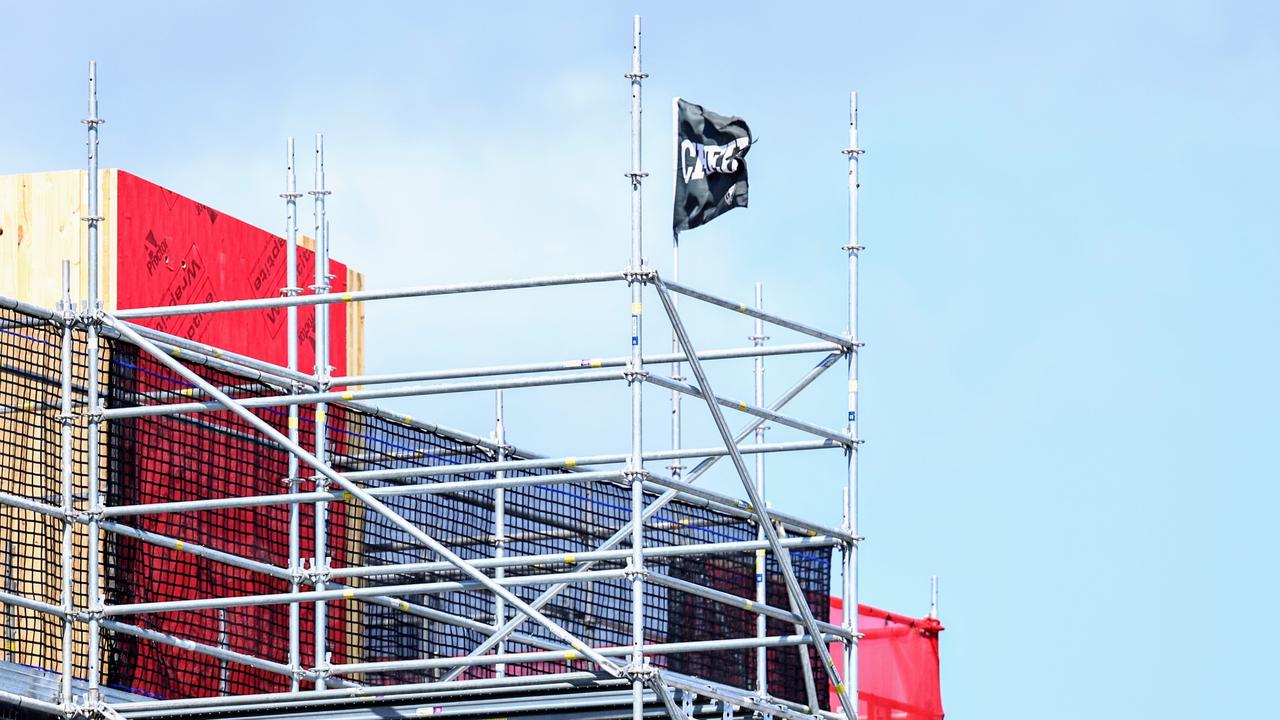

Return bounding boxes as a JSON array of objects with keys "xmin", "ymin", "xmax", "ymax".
[
  {"xmin": 829, "ymin": 598, "xmax": 945, "ymax": 720},
  {"xmin": 114, "ymin": 170, "xmax": 349, "ymax": 371},
  {"xmin": 105, "ymin": 171, "xmax": 355, "ymax": 698}
]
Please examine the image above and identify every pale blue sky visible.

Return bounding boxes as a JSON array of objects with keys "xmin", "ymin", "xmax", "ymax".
[{"xmin": 3, "ymin": 1, "xmax": 1278, "ymax": 717}]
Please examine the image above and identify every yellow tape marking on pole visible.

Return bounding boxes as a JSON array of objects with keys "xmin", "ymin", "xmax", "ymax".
[
  {"xmin": 341, "ymin": 391, "xmax": 354, "ymax": 401},
  {"xmin": 590, "ymin": 359, "xmax": 603, "ymax": 368},
  {"xmin": 343, "ymin": 589, "xmax": 355, "ymax": 599},
  {"xmin": 564, "ymin": 458, "xmax": 577, "ymax": 468},
  {"xmin": 341, "ymin": 293, "xmax": 353, "ymax": 302},
  {"xmin": 316, "ymin": 410, "xmax": 326, "ymax": 423},
  {"xmin": 288, "ymin": 416, "xmax": 299, "ymax": 429},
  {"xmin": 174, "ymin": 541, "xmax": 184, "ymax": 552},
  {"xmin": 399, "ymin": 600, "xmax": 410, "ymax": 612},
  {"xmin": 737, "ymin": 401, "xmax": 748, "ymax": 411},
  {"xmin": 631, "ymin": 302, "xmax": 643, "ymax": 315},
  {"xmin": 563, "ymin": 553, "xmax": 577, "ymax": 565}
]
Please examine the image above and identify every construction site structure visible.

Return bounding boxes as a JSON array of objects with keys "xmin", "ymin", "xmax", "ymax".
[{"xmin": 0, "ymin": 17, "xmax": 943, "ymax": 720}]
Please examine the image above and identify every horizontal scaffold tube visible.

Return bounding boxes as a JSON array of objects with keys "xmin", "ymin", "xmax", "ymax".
[
  {"xmin": 99, "ymin": 619, "xmax": 298, "ymax": 678},
  {"xmin": 113, "ymin": 271, "xmax": 624, "ymax": 319},
  {"xmin": 644, "ymin": 572, "xmax": 853, "ymax": 640},
  {"xmin": 101, "ymin": 369, "xmax": 625, "ymax": 420},
  {"xmin": 0, "ymin": 589, "xmax": 66, "ymax": 617},
  {"xmin": 99, "ymin": 470, "xmax": 626, "ymax": 517},
  {"xmin": 343, "ymin": 439, "xmax": 839, "ymax": 482},
  {"xmin": 0, "ymin": 492, "xmax": 68, "ymax": 520},
  {"xmin": 662, "ymin": 278, "xmax": 857, "ymax": 350},
  {"xmin": 99, "ymin": 519, "xmax": 568, "ymax": 657},
  {"xmin": 646, "ymin": 373, "xmax": 854, "ymax": 447},
  {"xmin": 330, "ymin": 535, "xmax": 838, "ymax": 579},
  {"xmin": 116, "ymin": 322, "xmax": 312, "ymax": 390},
  {"xmin": 103, "ymin": 569, "xmax": 632, "ymax": 617},
  {"xmin": 329, "ymin": 341, "xmax": 843, "ymax": 387},
  {"xmin": 327, "ymin": 632, "xmax": 844, "ymax": 676},
  {"xmin": 110, "ymin": 671, "xmax": 611, "ymax": 714}
]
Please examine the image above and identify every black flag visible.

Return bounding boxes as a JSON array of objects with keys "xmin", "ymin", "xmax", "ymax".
[{"xmin": 673, "ymin": 98, "xmax": 753, "ymax": 234}]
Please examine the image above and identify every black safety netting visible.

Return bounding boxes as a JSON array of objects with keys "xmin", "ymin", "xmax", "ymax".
[
  {"xmin": 0, "ymin": 306, "xmax": 94, "ymax": 689},
  {"xmin": 2, "ymin": 305, "xmax": 832, "ymax": 708}
]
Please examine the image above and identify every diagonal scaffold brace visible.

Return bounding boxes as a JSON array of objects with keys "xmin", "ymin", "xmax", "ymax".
[
  {"xmin": 650, "ymin": 272, "xmax": 859, "ymax": 720},
  {"xmin": 99, "ymin": 314, "xmax": 626, "ymax": 679},
  {"xmin": 434, "ymin": 349, "xmax": 844, "ymax": 683}
]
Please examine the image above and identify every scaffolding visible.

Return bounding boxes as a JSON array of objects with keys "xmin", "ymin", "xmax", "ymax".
[{"xmin": 0, "ymin": 16, "xmax": 868, "ymax": 720}]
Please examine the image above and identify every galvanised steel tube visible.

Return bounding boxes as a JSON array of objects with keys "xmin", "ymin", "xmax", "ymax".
[
  {"xmin": 492, "ymin": 391, "xmax": 508, "ymax": 676},
  {"xmin": 112, "ymin": 271, "xmax": 625, "ymax": 319},
  {"xmin": 105, "ymin": 309, "xmax": 627, "ymax": 676},
  {"xmin": 100, "ymin": 620, "xmax": 296, "ymax": 678},
  {"xmin": 842, "ymin": 90, "xmax": 864, "ymax": 716},
  {"xmin": 101, "ymin": 369, "xmax": 626, "ymax": 420},
  {"xmin": 435, "ymin": 350, "xmax": 844, "ymax": 682},
  {"xmin": 343, "ymin": 438, "xmax": 838, "ymax": 483},
  {"xmin": 100, "ymin": 521, "xmax": 567, "ymax": 660},
  {"xmin": 652, "ymin": 273, "xmax": 857, "ymax": 720},
  {"xmin": 99, "ymin": 521, "xmax": 292, "ymax": 580},
  {"xmin": 662, "ymin": 279, "xmax": 855, "ymax": 351},
  {"xmin": 331, "ymin": 536, "xmax": 838, "ymax": 580},
  {"xmin": 327, "ymin": 342, "xmax": 839, "ymax": 387},
  {"xmin": 125, "ymin": 322, "xmax": 315, "ymax": 390},
  {"xmin": 645, "ymin": 373, "xmax": 852, "ymax": 447},
  {"xmin": 102, "ymin": 569, "xmax": 631, "ymax": 617},
  {"xmin": 100, "ymin": 470, "xmax": 626, "ymax": 517},
  {"xmin": 111, "ymin": 671, "xmax": 608, "ymax": 714},
  {"xmin": 59, "ymin": 262, "xmax": 76, "ymax": 706},
  {"xmin": 310, "ymin": 132, "xmax": 332, "ymax": 690},
  {"xmin": 83, "ymin": 60, "xmax": 105, "ymax": 696},
  {"xmin": 643, "ymin": 573, "xmax": 852, "ymax": 641},
  {"xmin": 282, "ymin": 135, "xmax": 304, "ymax": 691},
  {"xmin": 0, "ymin": 491, "xmax": 67, "ymax": 519},
  {"xmin": 626, "ymin": 19, "xmax": 647, "ymax": 720},
  {"xmin": 751, "ymin": 282, "xmax": 767, "ymax": 697},
  {"xmin": 330, "ymin": 631, "xmax": 844, "ymax": 676},
  {"xmin": 0, "ymin": 690, "xmax": 64, "ymax": 717},
  {"xmin": 121, "ymin": 684, "xmax": 660, "ymax": 720},
  {"xmin": 0, "ymin": 589, "xmax": 66, "ymax": 618}
]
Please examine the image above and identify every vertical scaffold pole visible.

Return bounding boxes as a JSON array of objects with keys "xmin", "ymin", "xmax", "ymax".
[
  {"xmin": 493, "ymin": 390, "xmax": 507, "ymax": 678},
  {"xmin": 841, "ymin": 90, "xmax": 864, "ymax": 717},
  {"xmin": 82, "ymin": 60, "xmax": 105, "ymax": 700},
  {"xmin": 625, "ymin": 14, "xmax": 648, "ymax": 720},
  {"xmin": 281, "ymin": 137, "xmax": 303, "ymax": 692},
  {"xmin": 752, "ymin": 281, "xmax": 767, "ymax": 696},
  {"xmin": 670, "ymin": 99, "xmax": 682, "ymax": 490},
  {"xmin": 58, "ymin": 261, "xmax": 74, "ymax": 707},
  {"xmin": 309, "ymin": 132, "xmax": 332, "ymax": 690},
  {"xmin": 930, "ymin": 575, "xmax": 938, "ymax": 620}
]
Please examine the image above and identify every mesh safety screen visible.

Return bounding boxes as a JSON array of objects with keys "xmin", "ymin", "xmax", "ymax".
[{"xmin": 1, "ymin": 308, "xmax": 832, "ymax": 708}]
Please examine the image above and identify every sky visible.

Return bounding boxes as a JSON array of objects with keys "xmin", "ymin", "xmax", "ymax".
[{"xmin": 3, "ymin": 1, "xmax": 1279, "ymax": 717}]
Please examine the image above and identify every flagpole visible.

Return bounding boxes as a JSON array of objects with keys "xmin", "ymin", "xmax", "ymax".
[
  {"xmin": 671, "ymin": 97, "xmax": 682, "ymax": 489},
  {"xmin": 841, "ymin": 90, "xmax": 864, "ymax": 718}
]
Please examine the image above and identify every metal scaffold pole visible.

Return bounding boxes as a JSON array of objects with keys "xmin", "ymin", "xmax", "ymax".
[
  {"xmin": 310, "ymin": 132, "xmax": 333, "ymax": 690},
  {"xmin": 624, "ymin": 14, "xmax": 649, "ymax": 720},
  {"xmin": 752, "ymin": 282, "xmax": 768, "ymax": 697},
  {"xmin": 493, "ymin": 390, "xmax": 508, "ymax": 678},
  {"xmin": 841, "ymin": 89, "xmax": 864, "ymax": 718},
  {"xmin": 281, "ymin": 136, "xmax": 303, "ymax": 692},
  {"xmin": 57, "ymin": 261, "xmax": 74, "ymax": 708},
  {"xmin": 670, "ymin": 97, "xmax": 683, "ymax": 492},
  {"xmin": 82, "ymin": 60, "xmax": 105, "ymax": 702}
]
